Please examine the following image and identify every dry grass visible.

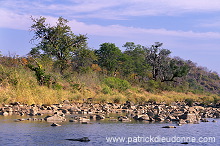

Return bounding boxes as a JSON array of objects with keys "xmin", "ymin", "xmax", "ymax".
[{"xmin": 0, "ymin": 65, "xmax": 219, "ymax": 105}]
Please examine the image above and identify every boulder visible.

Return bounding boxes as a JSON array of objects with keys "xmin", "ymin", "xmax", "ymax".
[
  {"xmin": 178, "ymin": 119, "xmax": 187, "ymax": 124},
  {"xmin": 65, "ymin": 137, "xmax": 90, "ymax": 142},
  {"xmin": 118, "ymin": 116, "xmax": 131, "ymax": 122},
  {"xmin": 63, "ymin": 100, "xmax": 70, "ymax": 104},
  {"xmin": 162, "ymin": 126, "xmax": 176, "ymax": 128},
  {"xmin": 1, "ymin": 112, "xmax": 9, "ymax": 116},
  {"xmin": 80, "ymin": 118, "xmax": 90, "ymax": 124},
  {"xmin": 29, "ymin": 107, "xmax": 38, "ymax": 116},
  {"xmin": 51, "ymin": 123, "xmax": 61, "ymax": 126},
  {"xmin": 95, "ymin": 114, "xmax": 105, "ymax": 120},
  {"xmin": 213, "ymin": 112, "xmax": 220, "ymax": 118},
  {"xmin": 154, "ymin": 115, "xmax": 165, "ymax": 122},
  {"xmin": 166, "ymin": 115, "xmax": 178, "ymax": 121},
  {"xmin": 147, "ymin": 111, "xmax": 154, "ymax": 117},
  {"xmin": 14, "ymin": 119, "xmax": 26, "ymax": 122},
  {"xmin": 200, "ymin": 118, "xmax": 209, "ymax": 122},
  {"xmin": 69, "ymin": 119, "xmax": 77, "ymax": 122},
  {"xmin": 133, "ymin": 114, "xmax": 150, "ymax": 121},
  {"xmin": 44, "ymin": 114, "xmax": 66, "ymax": 122},
  {"xmin": 179, "ymin": 112, "xmax": 199, "ymax": 124}
]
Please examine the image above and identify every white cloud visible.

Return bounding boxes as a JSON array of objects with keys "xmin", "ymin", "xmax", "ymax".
[
  {"xmin": 2, "ymin": 0, "xmax": 220, "ymax": 20},
  {"xmin": 0, "ymin": 9, "xmax": 31, "ymax": 30},
  {"xmin": 67, "ymin": 19, "xmax": 220, "ymax": 39},
  {"xmin": 1, "ymin": 7, "xmax": 220, "ymax": 40}
]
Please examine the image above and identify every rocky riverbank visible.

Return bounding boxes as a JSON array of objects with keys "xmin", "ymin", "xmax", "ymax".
[{"xmin": 0, "ymin": 101, "xmax": 219, "ymax": 124}]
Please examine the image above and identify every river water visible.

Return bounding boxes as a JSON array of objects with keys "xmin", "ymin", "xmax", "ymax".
[{"xmin": 0, "ymin": 115, "xmax": 219, "ymax": 146}]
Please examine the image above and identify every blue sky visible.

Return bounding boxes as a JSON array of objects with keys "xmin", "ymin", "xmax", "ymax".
[{"xmin": 1, "ymin": 0, "xmax": 220, "ymax": 73}]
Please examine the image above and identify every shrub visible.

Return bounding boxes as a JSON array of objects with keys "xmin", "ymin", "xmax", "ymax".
[
  {"xmin": 101, "ymin": 85, "xmax": 112, "ymax": 94},
  {"xmin": 103, "ymin": 77, "xmax": 131, "ymax": 92},
  {"xmin": 185, "ymin": 98, "xmax": 194, "ymax": 107},
  {"xmin": 52, "ymin": 83, "xmax": 63, "ymax": 90}
]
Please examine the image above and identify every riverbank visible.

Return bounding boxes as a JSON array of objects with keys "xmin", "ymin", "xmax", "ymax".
[{"xmin": 1, "ymin": 101, "xmax": 219, "ymax": 125}]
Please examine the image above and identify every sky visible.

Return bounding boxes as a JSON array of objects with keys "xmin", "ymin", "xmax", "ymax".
[{"xmin": 1, "ymin": 0, "xmax": 220, "ymax": 73}]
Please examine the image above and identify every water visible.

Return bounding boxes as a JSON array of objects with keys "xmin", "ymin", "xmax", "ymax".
[{"xmin": 0, "ymin": 115, "xmax": 219, "ymax": 146}]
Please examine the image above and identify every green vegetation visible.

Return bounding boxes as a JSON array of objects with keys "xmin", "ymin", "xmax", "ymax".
[
  {"xmin": 0, "ymin": 16, "xmax": 220, "ymax": 105},
  {"xmin": 103, "ymin": 77, "xmax": 131, "ymax": 92}
]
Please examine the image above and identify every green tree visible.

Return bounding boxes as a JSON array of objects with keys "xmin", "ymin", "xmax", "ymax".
[
  {"xmin": 27, "ymin": 62, "xmax": 52, "ymax": 87},
  {"xmin": 30, "ymin": 16, "xmax": 87, "ymax": 74},
  {"xmin": 95, "ymin": 43, "xmax": 123, "ymax": 75},
  {"xmin": 145, "ymin": 42, "xmax": 189, "ymax": 82},
  {"xmin": 163, "ymin": 57, "xmax": 190, "ymax": 82},
  {"xmin": 145, "ymin": 42, "xmax": 171, "ymax": 81},
  {"xmin": 123, "ymin": 42, "xmax": 150, "ymax": 80},
  {"xmin": 72, "ymin": 48, "xmax": 97, "ymax": 72}
]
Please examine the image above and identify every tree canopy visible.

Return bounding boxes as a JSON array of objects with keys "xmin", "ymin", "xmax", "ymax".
[
  {"xmin": 28, "ymin": 16, "xmax": 216, "ymax": 94},
  {"xmin": 30, "ymin": 16, "xmax": 87, "ymax": 74}
]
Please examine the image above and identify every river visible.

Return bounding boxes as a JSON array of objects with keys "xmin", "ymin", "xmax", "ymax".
[{"xmin": 0, "ymin": 115, "xmax": 219, "ymax": 146}]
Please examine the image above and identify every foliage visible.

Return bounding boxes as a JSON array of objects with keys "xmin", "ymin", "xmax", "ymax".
[
  {"xmin": 123, "ymin": 42, "xmax": 150, "ymax": 79},
  {"xmin": 30, "ymin": 16, "xmax": 87, "ymax": 74},
  {"xmin": 101, "ymin": 85, "xmax": 112, "ymax": 94},
  {"xmin": 72, "ymin": 48, "xmax": 97, "ymax": 71},
  {"xmin": 185, "ymin": 98, "xmax": 194, "ymax": 107},
  {"xmin": 103, "ymin": 77, "xmax": 131, "ymax": 92},
  {"xmin": 0, "ymin": 16, "xmax": 219, "ymax": 105},
  {"xmin": 95, "ymin": 43, "xmax": 123, "ymax": 75},
  {"xmin": 27, "ymin": 63, "xmax": 52, "ymax": 87}
]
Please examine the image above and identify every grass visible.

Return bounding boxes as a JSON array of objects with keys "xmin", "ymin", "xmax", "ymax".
[{"xmin": 0, "ymin": 64, "xmax": 219, "ymax": 105}]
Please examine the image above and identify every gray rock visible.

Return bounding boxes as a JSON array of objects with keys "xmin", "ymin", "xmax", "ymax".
[
  {"xmin": 133, "ymin": 114, "xmax": 150, "ymax": 121},
  {"xmin": 118, "ymin": 116, "xmax": 131, "ymax": 122},
  {"xmin": 179, "ymin": 112, "xmax": 199, "ymax": 124},
  {"xmin": 44, "ymin": 114, "xmax": 66, "ymax": 122},
  {"xmin": 29, "ymin": 107, "xmax": 38, "ymax": 116},
  {"xmin": 65, "ymin": 137, "xmax": 90, "ymax": 142},
  {"xmin": 63, "ymin": 100, "xmax": 70, "ymax": 104},
  {"xmin": 154, "ymin": 115, "xmax": 165, "ymax": 122},
  {"xmin": 2, "ymin": 112, "xmax": 9, "ymax": 116},
  {"xmin": 51, "ymin": 123, "xmax": 61, "ymax": 126},
  {"xmin": 200, "ymin": 118, "xmax": 209, "ymax": 122},
  {"xmin": 162, "ymin": 126, "xmax": 176, "ymax": 128}
]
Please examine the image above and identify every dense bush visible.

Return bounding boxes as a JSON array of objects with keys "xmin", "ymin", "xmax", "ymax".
[{"xmin": 103, "ymin": 77, "xmax": 131, "ymax": 92}]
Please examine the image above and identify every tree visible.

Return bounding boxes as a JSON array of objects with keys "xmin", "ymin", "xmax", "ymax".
[
  {"xmin": 123, "ymin": 42, "xmax": 150, "ymax": 80},
  {"xmin": 145, "ymin": 42, "xmax": 189, "ymax": 82},
  {"xmin": 95, "ymin": 43, "xmax": 123, "ymax": 75},
  {"xmin": 72, "ymin": 48, "xmax": 97, "ymax": 72},
  {"xmin": 27, "ymin": 62, "xmax": 52, "ymax": 87},
  {"xmin": 30, "ymin": 16, "xmax": 87, "ymax": 74},
  {"xmin": 145, "ymin": 42, "xmax": 171, "ymax": 81},
  {"xmin": 161, "ymin": 57, "xmax": 190, "ymax": 82}
]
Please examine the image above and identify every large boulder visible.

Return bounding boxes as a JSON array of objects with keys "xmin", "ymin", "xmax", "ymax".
[
  {"xmin": 0, "ymin": 112, "xmax": 9, "ymax": 116},
  {"xmin": 95, "ymin": 114, "xmax": 105, "ymax": 120},
  {"xmin": 166, "ymin": 115, "xmax": 178, "ymax": 121},
  {"xmin": 154, "ymin": 115, "xmax": 165, "ymax": 122},
  {"xmin": 29, "ymin": 107, "xmax": 38, "ymax": 116},
  {"xmin": 44, "ymin": 114, "xmax": 66, "ymax": 122},
  {"xmin": 213, "ymin": 112, "xmax": 220, "ymax": 118},
  {"xmin": 133, "ymin": 114, "xmax": 150, "ymax": 121},
  {"xmin": 179, "ymin": 112, "xmax": 200, "ymax": 123},
  {"xmin": 118, "ymin": 116, "xmax": 131, "ymax": 122}
]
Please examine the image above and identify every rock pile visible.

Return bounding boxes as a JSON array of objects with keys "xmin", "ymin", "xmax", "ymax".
[{"xmin": 0, "ymin": 101, "xmax": 220, "ymax": 124}]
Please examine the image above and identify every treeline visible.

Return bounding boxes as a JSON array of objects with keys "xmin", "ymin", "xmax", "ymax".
[{"xmin": 1, "ymin": 16, "xmax": 220, "ymax": 97}]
